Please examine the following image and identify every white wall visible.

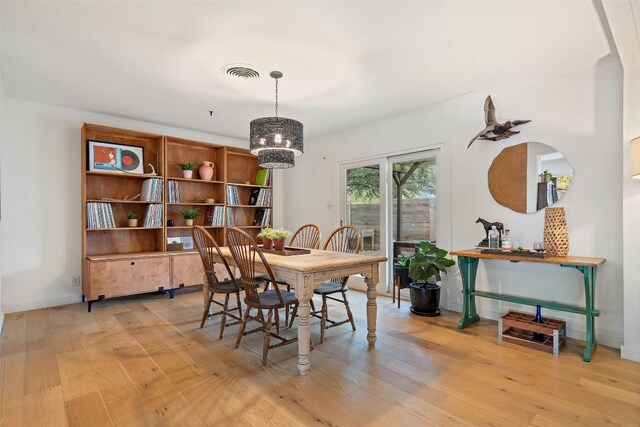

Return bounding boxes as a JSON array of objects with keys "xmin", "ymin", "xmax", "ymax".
[
  {"xmin": 284, "ymin": 60, "xmax": 624, "ymax": 348},
  {"xmin": 0, "ymin": 99, "xmax": 283, "ymax": 313}
]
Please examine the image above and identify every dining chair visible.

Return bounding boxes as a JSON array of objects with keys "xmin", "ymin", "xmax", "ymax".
[
  {"xmin": 263, "ymin": 223, "xmax": 321, "ymax": 325},
  {"xmin": 192, "ymin": 226, "xmax": 244, "ymax": 340},
  {"xmin": 227, "ymin": 227, "xmax": 299, "ymax": 366},
  {"xmin": 289, "ymin": 223, "xmax": 321, "ymax": 250},
  {"xmin": 310, "ymin": 225, "xmax": 361, "ymax": 343}
]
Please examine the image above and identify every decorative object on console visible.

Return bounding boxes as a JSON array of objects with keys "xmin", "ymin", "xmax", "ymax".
[
  {"xmin": 543, "ymin": 207, "xmax": 569, "ymax": 256},
  {"xmin": 467, "ymin": 95, "xmax": 531, "ymax": 149},
  {"xmin": 177, "ymin": 161, "xmax": 197, "ymax": 179},
  {"xmin": 199, "ymin": 161, "xmax": 215, "ymax": 181},
  {"xmin": 475, "ymin": 217, "xmax": 503, "ymax": 248},
  {"xmin": 488, "ymin": 142, "xmax": 573, "ymax": 213},
  {"xmin": 407, "ymin": 241, "xmax": 456, "ymax": 316},
  {"xmin": 249, "ymin": 71, "xmax": 303, "ymax": 169},
  {"xmin": 179, "ymin": 207, "xmax": 200, "ymax": 226},
  {"xmin": 126, "ymin": 212, "xmax": 139, "ymax": 227},
  {"xmin": 632, "ymin": 137, "xmax": 640, "ymax": 179},
  {"xmin": 88, "ymin": 140, "xmax": 145, "ymax": 174}
]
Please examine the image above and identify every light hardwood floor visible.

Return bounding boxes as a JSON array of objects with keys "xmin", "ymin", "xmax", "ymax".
[{"xmin": 1, "ymin": 288, "xmax": 639, "ymax": 426}]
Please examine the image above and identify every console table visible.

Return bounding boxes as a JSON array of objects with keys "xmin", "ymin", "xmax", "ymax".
[{"xmin": 450, "ymin": 250, "xmax": 605, "ymax": 362}]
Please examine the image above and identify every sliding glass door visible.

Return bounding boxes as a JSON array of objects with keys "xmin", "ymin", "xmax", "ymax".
[{"xmin": 340, "ymin": 149, "xmax": 439, "ymax": 295}]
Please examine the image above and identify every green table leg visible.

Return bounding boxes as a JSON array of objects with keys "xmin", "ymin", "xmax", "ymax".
[
  {"xmin": 562, "ymin": 264, "xmax": 598, "ymax": 362},
  {"xmin": 458, "ymin": 256, "xmax": 480, "ymax": 329}
]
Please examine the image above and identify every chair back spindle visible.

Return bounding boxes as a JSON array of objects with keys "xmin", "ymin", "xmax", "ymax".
[
  {"xmin": 193, "ymin": 226, "xmax": 238, "ymax": 291},
  {"xmin": 227, "ymin": 227, "xmax": 283, "ymax": 305},
  {"xmin": 322, "ymin": 225, "xmax": 361, "ymax": 286},
  {"xmin": 288, "ymin": 224, "xmax": 321, "ymax": 249}
]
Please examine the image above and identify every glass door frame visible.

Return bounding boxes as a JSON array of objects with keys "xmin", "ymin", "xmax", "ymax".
[
  {"xmin": 339, "ymin": 158, "xmax": 388, "ymax": 294},
  {"xmin": 385, "ymin": 149, "xmax": 441, "ymax": 291}
]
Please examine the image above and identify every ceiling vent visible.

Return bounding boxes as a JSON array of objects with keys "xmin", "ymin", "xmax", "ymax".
[{"xmin": 222, "ymin": 64, "xmax": 260, "ymax": 80}]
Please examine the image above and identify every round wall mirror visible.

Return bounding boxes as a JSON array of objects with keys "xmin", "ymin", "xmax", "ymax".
[{"xmin": 488, "ymin": 142, "xmax": 573, "ymax": 214}]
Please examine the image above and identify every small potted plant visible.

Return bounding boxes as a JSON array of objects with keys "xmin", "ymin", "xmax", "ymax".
[
  {"xmin": 408, "ymin": 241, "xmax": 456, "ymax": 316},
  {"xmin": 126, "ymin": 212, "xmax": 139, "ymax": 227},
  {"xmin": 539, "ymin": 170, "xmax": 555, "ymax": 184},
  {"xmin": 179, "ymin": 207, "xmax": 199, "ymax": 226},
  {"xmin": 177, "ymin": 162, "xmax": 197, "ymax": 179},
  {"xmin": 257, "ymin": 228, "xmax": 274, "ymax": 249},
  {"xmin": 393, "ymin": 254, "xmax": 412, "ymax": 287},
  {"xmin": 270, "ymin": 228, "xmax": 291, "ymax": 251}
]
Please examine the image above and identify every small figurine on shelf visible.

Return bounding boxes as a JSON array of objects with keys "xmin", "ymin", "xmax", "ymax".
[
  {"xmin": 179, "ymin": 207, "xmax": 200, "ymax": 226},
  {"xmin": 126, "ymin": 212, "xmax": 139, "ymax": 227},
  {"xmin": 177, "ymin": 162, "xmax": 197, "ymax": 179}
]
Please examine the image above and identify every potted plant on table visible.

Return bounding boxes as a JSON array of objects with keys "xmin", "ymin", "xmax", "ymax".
[
  {"xmin": 179, "ymin": 207, "xmax": 199, "ymax": 226},
  {"xmin": 257, "ymin": 228, "xmax": 274, "ymax": 249},
  {"xmin": 177, "ymin": 162, "xmax": 197, "ymax": 179},
  {"xmin": 270, "ymin": 228, "xmax": 291, "ymax": 251},
  {"xmin": 408, "ymin": 241, "xmax": 456, "ymax": 316},
  {"xmin": 126, "ymin": 212, "xmax": 139, "ymax": 227}
]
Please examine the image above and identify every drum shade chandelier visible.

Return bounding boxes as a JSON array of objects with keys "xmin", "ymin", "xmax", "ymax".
[{"xmin": 250, "ymin": 71, "xmax": 303, "ymax": 169}]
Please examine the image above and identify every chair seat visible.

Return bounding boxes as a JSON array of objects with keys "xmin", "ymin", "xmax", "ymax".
[
  {"xmin": 210, "ymin": 278, "xmax": 244, "ymax": 293},
  {"xmin": 245, "ymin": 289, "xmax": 298, "ymax": 309},
  {"xmin": 313, "ymin": 282, "xmax": 347, "ymax": 295}
]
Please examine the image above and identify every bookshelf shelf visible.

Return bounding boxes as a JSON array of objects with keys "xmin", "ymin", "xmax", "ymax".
[
  {"xmin": 87, "ymin": 227, "xmax": 163, "ymax": 231},
  {"xmin": 168, "ymin": 202, "xmax": 224, "ymax": 206},
  {"xmin": 168, "ymin": 177, "xmax": 224, "ymax": 184},
  {"xmin": 82, "ymin": 124, "xmax": 273, "ymax": 310},
  {"xmin": 228, "ymin": 183, "xmax": 272, "ymax": 188},
  {"xmin": 86, "ymin": 171, "xmax": 161, "ymax": 180},
  {"xmin": 87, "ymin": 199, "xmax": 157, "ymax": 204}
]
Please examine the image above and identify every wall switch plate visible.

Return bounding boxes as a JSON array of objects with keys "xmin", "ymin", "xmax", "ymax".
[{"xmin": 72, "ymin": 276, "xmax": 81, "ymax": 287}]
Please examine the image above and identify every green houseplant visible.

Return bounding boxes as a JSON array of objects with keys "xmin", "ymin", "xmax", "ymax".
[
  {"xmin": 126, "ymin": 212, "xmax": 139, "ymax": 228},
  {"xmin": 408, "ymin": 241, "xmax": 456, "ymax": 316},
  {"xmin": 257, "ymin": 228, "xmax": 274, "ymax": 250},
  {"xmin": 177, "ymin": 161, "xmax": 197, "ymax": 179},
  {"xmin": 179, "ymin": 207, "xmax": 199, "ymax": 226},
  {"xmin": 393, "ymin": 254, "xmax": 412, "ymax": 287},
  {"xmin": 260, "ymin": 228, "xmax": 291, "ymax": 251}
]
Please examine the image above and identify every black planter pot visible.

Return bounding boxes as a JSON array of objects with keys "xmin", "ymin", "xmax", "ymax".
[
  {"xmin": 409, "ymin": 281, "xmax": 441, "ymax": 316},
  {"xmin": 393, "ymin": 264, "xmax": 411, "ymax": 286}
]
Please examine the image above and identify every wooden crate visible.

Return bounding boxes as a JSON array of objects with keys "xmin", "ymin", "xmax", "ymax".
[{"xmin": 498, "ymin": 311, "xmax": 566, "ymax": 355}]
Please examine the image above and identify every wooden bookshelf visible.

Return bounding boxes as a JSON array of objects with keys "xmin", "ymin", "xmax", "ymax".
[{"xmin": 81, "ymin": 124, "xmax": 273, "ymax": 310}]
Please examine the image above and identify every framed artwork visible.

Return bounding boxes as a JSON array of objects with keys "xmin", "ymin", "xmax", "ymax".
[{"xmin": 88, "ymin": 140, "xmax": 145, "ymax": 174}]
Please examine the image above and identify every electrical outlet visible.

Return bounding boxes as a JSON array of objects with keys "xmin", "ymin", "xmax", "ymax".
[{"xmin": 72, "ymin": 276, "xmax": 81, "ymax": 287}]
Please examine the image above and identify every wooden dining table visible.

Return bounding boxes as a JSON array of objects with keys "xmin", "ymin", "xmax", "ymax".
[{"xmin": 211, "ymin": 247, "xmax": 387, "ymax": 375}]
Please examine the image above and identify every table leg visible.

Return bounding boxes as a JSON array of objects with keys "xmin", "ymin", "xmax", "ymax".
[
  {"xmin": 364, "ymin": 275, "xmax": 378, "ymax": 346},
  {"xmin": 296, "ymin": 297, "xmax": 311, "ymax": 375},
  {"xmin": 581, "ymin": 266, "xmax": 597, "ymax": 362},
  {"xmin": 458, "ymin": 256, "xmax": 480, "ymax": 329}
]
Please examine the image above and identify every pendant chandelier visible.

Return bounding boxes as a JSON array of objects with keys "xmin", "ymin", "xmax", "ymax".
[{"xmin": 250, "ymin": 71, "xmax": 303, "ymax": 169}]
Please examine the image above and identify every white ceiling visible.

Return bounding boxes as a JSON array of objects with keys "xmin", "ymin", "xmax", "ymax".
[{"xmin": 1, "ymin": 1, "xmax": 612, "ymax": 140}]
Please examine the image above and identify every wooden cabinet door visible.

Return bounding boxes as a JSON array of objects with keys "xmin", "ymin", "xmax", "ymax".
[
  {"xmin": 86, "ymin": 255, "xmax": 170, "ymax": 300},
  {"xmin": 170, "ymin": 252, "xmax": 235, "ymax": 288}
]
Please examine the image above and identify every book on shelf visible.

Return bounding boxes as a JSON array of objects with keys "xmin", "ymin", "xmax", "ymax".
[
  {"xmin": 141, "ymin": 178, "xmax": 163, "ymax": 202},
  {"xmin": 226, "ymin": 185, "xmax": 241, "ymax": 205},
  {"xmin": 167, "ymin": 180, "xmax": 180, "ymax": 203},
  {"xmin": 204, "ymin": 206, "xmax": 224, "ymax": 226},
  {"xmin": 142, "ymin": 204, "xmax": 163, "ymax": 227},
  {"xmin": 254, "ymin": 169, "xmax": 272, "ymax": 186},
  {"xmin": 252, "ymin": 208, "xmax": 271, "ymax": 227},
  {"xmin": 226, "ymin": 207, "xmax": 235, "ymax": 226},
  {"xmin": 248, "ymin": 188, "xmax": 272, "ymax": 206},
  {"xmin": 87, "ymin": 202, "xmax": 116, "ymax": 229}
]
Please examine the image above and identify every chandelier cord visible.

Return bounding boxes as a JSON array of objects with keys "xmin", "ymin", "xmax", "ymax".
[{"xmin": 274, "ymin": 78, "xmax": 279, "ymax": 118}]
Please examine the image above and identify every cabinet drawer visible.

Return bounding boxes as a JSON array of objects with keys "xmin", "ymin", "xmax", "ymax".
[
  {"xmin": 170, "ymin": 253, "xmax": 233, "ymax": 287},
  {"xmin": 86, "ymin": 256, "xmax": 170, "ymax": 299}
]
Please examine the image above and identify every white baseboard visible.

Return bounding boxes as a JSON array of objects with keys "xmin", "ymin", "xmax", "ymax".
[
  {"xmin": 621, "ymin": 345, "xmax": 640, "ymax": 362},
  {"xmin": 0, "ymin": 307, "xmax": 4, "ymax": 334},
  {"xmin": 4, "ymin": 294, "xmax": 82, "ymax": 314}
]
